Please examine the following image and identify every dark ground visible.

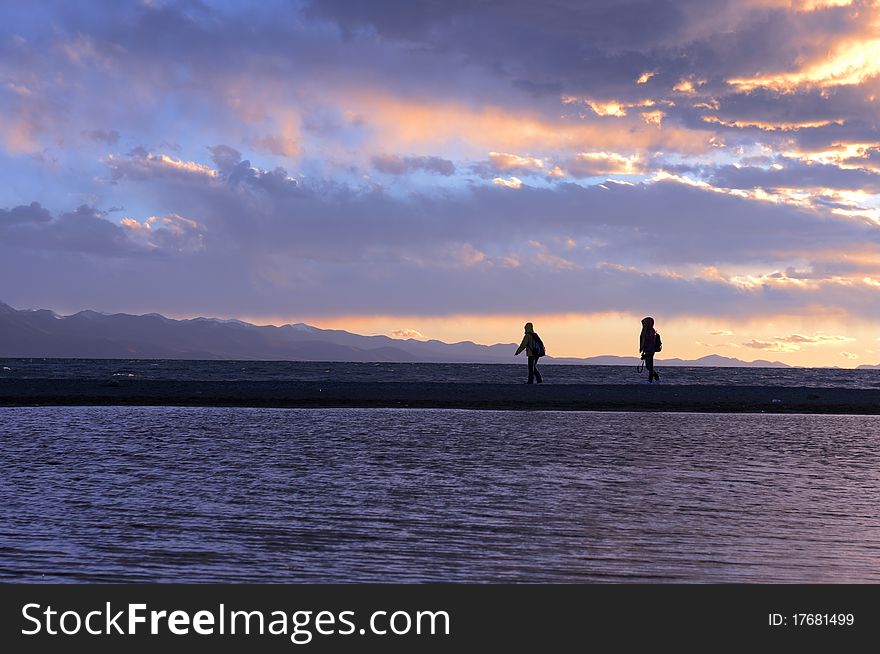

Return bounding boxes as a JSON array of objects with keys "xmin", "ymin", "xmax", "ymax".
[{"xmin": 1, "ymin": 379, "xmax": 878, "ymax": 413}]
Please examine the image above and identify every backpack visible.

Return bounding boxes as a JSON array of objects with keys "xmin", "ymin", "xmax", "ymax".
[
  {"xmin": 654, "ymin": 332, "xmax": 662, "ymax": 352},
  {"xmin": 531, "ymin": 333, "xmax": 546, "ymax": 358}
]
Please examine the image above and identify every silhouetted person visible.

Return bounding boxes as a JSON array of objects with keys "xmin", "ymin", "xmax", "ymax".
[
  {"xmin": 639, "ymin": 316, "xmax": 661, "ymax": 383},
  {"xmin": 514, "ymin": 322, "xmax": 544, "ymax": 384}
]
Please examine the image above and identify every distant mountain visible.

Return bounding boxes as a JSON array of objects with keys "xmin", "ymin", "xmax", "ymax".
[
  {"xmin": 551, "ymin": 353, "xmax": 790, "ymax": 368},
  {"xmin": 653, "ymin": 354, "xmax": 790, "ymax": 368},
  {"xmin": 0, "ymin": 301, "xmax": 789, "ymax": 366}
]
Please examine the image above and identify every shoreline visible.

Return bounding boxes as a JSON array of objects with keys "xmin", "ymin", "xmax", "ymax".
[{"xmin": 1, "ymin": 379, "xmax": 879, "ymax": 414}]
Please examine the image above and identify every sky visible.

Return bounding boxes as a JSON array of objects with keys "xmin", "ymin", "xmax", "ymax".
[{"xmin": 2, "ymin": 0, "xmax": 880, "ymax": 366}]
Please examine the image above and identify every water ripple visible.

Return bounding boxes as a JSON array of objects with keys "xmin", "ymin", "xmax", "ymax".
[{"xmin": 1, "ymin": 407, "xmax": 878, "ymax": 582}]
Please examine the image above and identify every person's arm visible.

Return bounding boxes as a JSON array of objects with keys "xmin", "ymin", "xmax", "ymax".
[{"xmin": 515, "ymin": 334, "xmax": 529, "ymax": 355}]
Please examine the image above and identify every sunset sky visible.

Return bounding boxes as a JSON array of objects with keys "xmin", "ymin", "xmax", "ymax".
[{"xmin": 2, "ymin": 0, "xmax": 880, "ymax": 366}]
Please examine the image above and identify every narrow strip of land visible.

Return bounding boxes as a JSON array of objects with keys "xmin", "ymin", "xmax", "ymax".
[{"xmin": 1, "ymin": 379, "xmax": 878, "ymax": 414}]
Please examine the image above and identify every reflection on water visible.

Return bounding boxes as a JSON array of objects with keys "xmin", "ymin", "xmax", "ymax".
[{"xmin": 1, "ymin": 407, "xmax": 878, "ymax": 583}]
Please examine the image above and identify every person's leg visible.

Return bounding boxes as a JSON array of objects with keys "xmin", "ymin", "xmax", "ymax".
[
  {"xmin": 645, "ymin": 354, "xmax": 655, "ymax": 382},
  {"xmin": 527, "ymin": 356, "xmax": 535, "ymax": 383},
  {"xmin": 535, "ymin": 359, "xmax": 543, "ymax": 383}
]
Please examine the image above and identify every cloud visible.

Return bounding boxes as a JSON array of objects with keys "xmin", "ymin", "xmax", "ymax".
[
  {"xmin": 107, "ymin": 149, "xmax": 219, "ymax": 181},
  {"xmin": 532, "ymin": 247, "xmax": 579, "ymax": 271},
  {"xmin": 82, "ymin": 129, "xmax": 120, "ymax": 144},
  {"xmin": 454, "ymin": 243, "xmax": 488, "ymax": 267},
  {"xmin": 253, "ymin": 135, "xmax": 300, "ymax": 158},
  {"xmin": 641, "ymin": 110, "xmax": 665, "ymax": 126},
  {"xmin": 727, "ymin": 35, "xmax": 880, "ymax": 92},
  {"xmin": 111, "ymin": 146, "xmax": 302, "ymax": 199},
  {"xmin": 390, "ymin": 328, "xmax": 426, "ymax": 339},
  {"xmin": 492, "ymin": 176, "xmax": 523, "ymax": 189},
  {"xmin": 701, "ymin": 116, "xmax": 844, "ymax": 132},
  {"xmin": 566, "ymin": 152, "xmax": 643, "ymax": 177},
  {"xmin": 6, "ymin": 165, "xmax": 880, "ymax": 321},
  {"xmin": 486, "ymin": 151, "xmax": 545, "ymax": 174},
  {"xmin": 120, "ymin": 213, "xmax": 207, "ymax": 253},
  {"xmin": 1, "ymin": 118, "xmax": 40, "ymax": 154},
  {"xmin": 1, "ymin": 204, "xmax": 135, "ymax": 255},
  {"xmin": 0, "ymin": 201, "xmax": 52, "ymax": 225},
  {"xmin": 371, "ymin": 154, "xmax": 455, "ymax": 176},
  {"xmin": 2, "ymin": 0, "xmax": 874, "ymax": 165},
  {"xmin": 209, "ymin": 145, "xmax": 244, "ymax": 173},
  {"xmin": 1, "ymin": 202, "xmax": 205, "ymax": 257},
  {"xmin": 743, "ymin": 339, "xmax": 800, "ymax": 352},
  {"xmin": 743, "ymin": 332, "xmax": 856, "ymax": 351},
  {"xmin": 707, "ymin": 159, "xmax": 880, "ymax": 193},
  {"xmin": 776, "ymin": 333, "xmax": 855, "ymax": 344}
]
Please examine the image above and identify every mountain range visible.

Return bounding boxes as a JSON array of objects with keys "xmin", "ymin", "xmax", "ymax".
[{"xmin": 0, "ymin": 301, "xmax": 791, "ymax": 366}]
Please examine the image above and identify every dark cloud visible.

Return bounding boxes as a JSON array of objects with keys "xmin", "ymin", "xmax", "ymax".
[
  {"xmin": 0, "ymin": 202, "xmax": 205, "ymax": 257},
  {"xmin": 0, "ymin": 201, "xmax": 52, "ymax": 225},
  {"xmin": 4, "ymin": 167, "xmax": 880, "ymax": 319},
  {"xmin": 94, "ymin": 151, "xmax": 880, "ymax": 270},
  {"xmin": 5, "ymin": 0, "xmax": 874, "ymax": 164},
  {"xmin": 1, "ymin": 204, "xmax": 134, "ymax": 255},
  {"xmin": 511, "ymin": 79, "xmax": 564, "ymax": 98},
  {"xmin": 371, "ymin": 154, "xmax": 455, "ymax": 176},
  {"xmin": 843, "ymin": 146, "xmax": 880, "ymax": 171},
  {"xmin": 306, "ymin": 0, "xmax": 865, "ymax": 94},
  {"xmin": 209, "ymin": 144, "xmax": 242, "ymax": 173},
  {"xmin": 709, "ymin": 161, "xmax": 880, "ymax": 193},
  {"xmin": 82, "ymin": 128, "xmax": 120, "ymax": 144}
]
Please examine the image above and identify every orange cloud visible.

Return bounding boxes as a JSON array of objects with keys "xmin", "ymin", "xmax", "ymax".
[
  {"xmin": 348, "ymin": 90, "xmax": 711, "ymax": 156},
  {"xmin": 674, "ymin": 79, "xmax": 706, "ymax": 94},
  {"xmin": 747, "ymin": 0, "xmax": 855, "ymax": 11},
  {"xmin": 253, "ymin": 134, "xmax": 300, "ymax": 158},
  {"xmin": 728, "ymin": 5, "xmax": 880, "ymax": 92},
  {"xmin": 456, "ymin": 243, "xmax": 488, "ymax": 266},
  {"xmin": 783, "ymin": 142, "xmax": 880, "ymax": 168},
  {"xmin": 701, "ymin": 115, "xmax": 844, "ymax": 131},
  {"xmin": 568, "ymin": 152, "xmax": 643, "ymax": 177},
  {"xmin": 641, "ymin": 110, "xmax": 665, "ymax": 126},
  {"xmin": 2, "ymin": 119, "xmax": 39, "ymax": 154},
  {"xmin": 586, "ymin": 100, "xmax": 629, "ymax": 117},
  {"xmin": 488, "ymin": 151, "xmax": 544, "ymax": 171},
  {"xmin": 391, "ymin": 328, "xmax": 426, "ymax": 339},
  {"xmin": 564, "ymin": 97, "xmax": 662, "ymax": 118}
]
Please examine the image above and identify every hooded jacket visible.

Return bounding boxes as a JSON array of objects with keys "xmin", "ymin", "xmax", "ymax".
[
  {"xmin": 640, "ymin": 316, "xmax": 657, "ymax": 354},
  {"xmin": 515, "ymin": 322, "xmax": 540, "ymax": 357}
]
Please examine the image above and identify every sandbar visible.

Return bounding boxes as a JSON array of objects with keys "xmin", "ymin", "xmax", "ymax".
[{"xmin": 1, "ymin": 379, "xmax": 879, "ymax": 414}]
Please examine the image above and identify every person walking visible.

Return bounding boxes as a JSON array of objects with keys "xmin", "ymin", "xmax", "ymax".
[
  {"xmin": 514, "ymin": 322, "xmax": 544, "ymax": 384},
  {"xmin": 639, "ymin": 316, "xmax": 661, "ymax": 383}
]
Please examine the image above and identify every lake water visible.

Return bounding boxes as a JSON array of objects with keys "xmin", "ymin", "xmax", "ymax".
[
  {"xmin": 2, "ymin": 358, "xmax": 880, "ymax": 388},
  {"xmin": 2, "ymin": 406, "xmax": 878, "ymax": 583}
]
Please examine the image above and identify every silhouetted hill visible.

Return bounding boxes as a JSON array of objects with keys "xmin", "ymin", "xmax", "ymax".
[{"xmin": 0, "ymin": 301, "xmax": 790, "ymax": 366}]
